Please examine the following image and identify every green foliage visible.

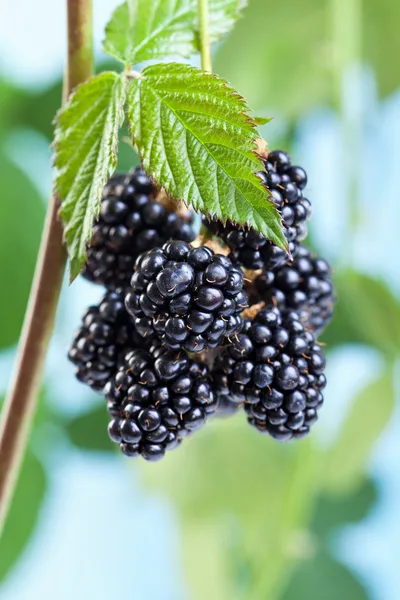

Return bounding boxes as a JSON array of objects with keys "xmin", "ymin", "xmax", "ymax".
[
  {"xmin": 54, "ymin": 72, "xmax": 125, "ymax": 280},
  {"xmin": 66, "ymin": 404, "xmax": 114, "ymax": 453},
  {"xmin": 103, "ymin": 0, "xmax": 247, "ymax": 66},
  {"xmin": 322, "ymin": 270, "xmax": 400, "ymax": 354},
  {"xmin": 141, "ymin": 416, "xmax": 319, "ymax": 600},
  {"xmin": 283, "ymin": 479, "xmax": 377, "ymax": 600},
  {"xmin": 104, "ymin": 0, "xmax": 194, "ymax": 66},
  {"xmin": 54, "ymin": 3, "xmax": 288, "ymax": 275},
  {"xmin": 363, "ymin": 0, "xmax": 400, "ymax": 97},
  {"xmin": 283, "ymin": 551, "xmax": 369, "ymax": 600},
  {"xmin": 312, "ymin": 478, "xmax": 377, "ymax": 538},
  {"xmin": 127, "ymin": 63, "xmax": 286, "ymax": 248},
  {"xmin": 0, "ymin": 450, "xmax": 46, "ymax": 582},
  {"xmin": 214, "ymin": 0, "xmax": 400, "ymax": 117},
  {"xmin": 0, "ymin": 153, "xmax": 44, "ymax": 349},
  {"xmin": 333, "ymin": 271, "xmax": 400, "ymax": 357},
  {"xmin": 324, "ymin": 367, "xmax": 395, "ymax": 494},
  {"xmin": 214, "ymin": 0, "xmax": 331, "ymax": 117}
]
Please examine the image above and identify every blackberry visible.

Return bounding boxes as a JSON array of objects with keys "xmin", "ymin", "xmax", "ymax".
[
  {"xmin": 105, "ymin": 342, "xmax": 216, "ymax": 460},
  {"xmin": 251, "ymin": 245, "xmax": 335, "ymax": 335},
  {"xmin": 83, "ymin": 169, "xmax": 196, "ymax": 289},
  {"xmin": 212, "ymin": 307, "xmax": 326, "ymax": 441},
  {"xmin": 203, "ymin": 149, "xmax": 311, "ymax": 270},
  {"xmin": 125, "ymin": 241, "xmax": 248, "ymax": 353},
  {"xmin": 68, "ymin": 289, "xmax": 140, "ymax": 392}
]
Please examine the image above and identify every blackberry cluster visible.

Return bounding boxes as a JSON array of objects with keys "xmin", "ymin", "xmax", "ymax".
[
  {"xmin": 83, "ymin": 169, "xmax": 196, "ymax": 289},
  {"xmin": 251, "ymin": 245, "xmax": 335, "ymax": 335},
  {"xmin": 68, "ymin": 154, "xmax": 334, "ymax": 458},
  {"xmin": 105, "ymin": 343, "xmax": 216, "ymax": 460},
  {"xmin": 125, "ymin": 241, "xmax": 248, "ymax": 353},
  {"xmin": 212, "ymin": 307, "xmax": 326, "ymax": 440},
  {"xmin": 68, "ymin": 289, "xmax": 140, "ymax": 392},
  {"xmin": 203, "ymin": 150, "xmax": 311, "ymax": 270}
]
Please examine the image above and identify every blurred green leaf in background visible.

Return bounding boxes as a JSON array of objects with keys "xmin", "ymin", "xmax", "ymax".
[
  {"xmin": 0, "ymin": 153, "xmax": 44, "ymax": 349},
  {"xmin": 0, "ymin": 449, "xmax": 47, "ymax": 582}
]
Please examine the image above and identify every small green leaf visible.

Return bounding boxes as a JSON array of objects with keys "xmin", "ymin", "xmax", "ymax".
[
  {"xmin": 54, "ymin": 72, "xmax": 125, "ymax": 281},
  {"xmin": 254, "ymin": 116, "xmax": 272, "ymax": 126},
  {"xmin": 324, "ymin": 367, "xmax": 395, "ymax": 494},
  {"xmin": 126, "ymin": 63, "xmax": 286, "ymax": 247},
  {"xmin": 103, "ymin": 0, "xmax": 247, "ymax": 66},
  {"xmin": 0, "ymin": 451, "xmax": 47, "ymax": 582},
  {"xmin": 66, "ymin": 404, "xmax": 113, "ymax": 453}
]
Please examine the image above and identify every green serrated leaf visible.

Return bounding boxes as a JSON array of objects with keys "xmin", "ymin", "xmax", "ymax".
[
  {"xmin": 54, "ymin": 72, "xmax": 125, "ymax": 281},
  {"xmin": 126, "ymin": 63, "xmax": 286, "ymax": 247},
  {"xmin": 324, "ymin": 367, "xmax": 395, "ymax": 494},
  {"xmin": 103, "ymin": 0, "xmax": 247, "ymax": 66}
]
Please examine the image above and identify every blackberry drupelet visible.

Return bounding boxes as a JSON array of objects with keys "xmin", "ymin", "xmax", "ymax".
[
  {"xmin": 83, "ymin": 169, "xmax": 196, "ymax": 289},
  {"xmin": 68, "ymin": 289, "xmax": 140, "ymax": 392},
  {"xmin": 105, "ymin": 343, "xmax": 216, "ymax": 460},
  {"xmin": 203, "ymin": 149, "xmax": 311, "ymax": 270},
  {"xmin": 125, "ymin": 241, "xmax": 248, "ymax": 353},
  {"xmin": 212, "ymin": 306, "xmax": 326, "ymax": 441},
  {"xmin": 252, "ymin": 245, "xmax": 335, "ymax": 335}
]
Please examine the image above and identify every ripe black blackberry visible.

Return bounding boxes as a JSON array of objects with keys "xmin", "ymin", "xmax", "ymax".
[
  {"xmin": 212, "ymin": 306, "xmax": 326, "ymax": 441},
  {"xmin": 251, "ymin": 245, "xmax": 335, "ymax": 335},
  {"xmin": 105, "ymin": 342, "xmax": 216, "ymax": 460},
  {"xmin": 83, "ymin": 169, "xmax": 196, "ymax": 289},
  {"xmin": 203, "ymin": 149, "xmax": 311, "ymax": 270},
  {"xmin": 125, "ymin": 241, "xmax": 248, "ymax": 353},
  {"xmin": 68, "ymin": 289, "xmax": 140, "ymax": 392}
]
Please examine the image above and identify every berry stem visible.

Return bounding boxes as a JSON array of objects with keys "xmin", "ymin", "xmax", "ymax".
[
  {"xmin": 0, "ymin": 0, "xmax": 93, "ymax": 534},
  {"xmin": 197, "ymin": 0, "xmax": 212, "ymax": 72}
]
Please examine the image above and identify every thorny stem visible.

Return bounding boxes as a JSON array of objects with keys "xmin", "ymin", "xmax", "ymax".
[
  {"xmin": 0, "ymin": 0, "xmax": 93, "ymax": 535},
  {"xmin": 197, "ymin": 0, "xmax": 212, "ymax": 72}
]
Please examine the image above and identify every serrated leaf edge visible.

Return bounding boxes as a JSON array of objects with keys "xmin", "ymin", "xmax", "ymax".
[
  {"xmin": 127, "ymin": 65, "xmax": 286, "ymax": 250},
  {"xmin": 54, "ymin": 72, "xmax": 126, "ymax": 281}
]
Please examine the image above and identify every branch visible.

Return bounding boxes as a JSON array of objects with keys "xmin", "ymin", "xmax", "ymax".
[{"xmin": 0, "ymin": 0, "xmax": 93, "ymax": 534}]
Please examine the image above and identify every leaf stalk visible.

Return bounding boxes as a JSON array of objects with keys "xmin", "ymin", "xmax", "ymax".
[{"xmin": 197, "ymin": 0, "xmax": 212, "ymax": 72}]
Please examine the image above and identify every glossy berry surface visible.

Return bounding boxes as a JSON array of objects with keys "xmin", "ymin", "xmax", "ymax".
[
  {"xmin": 125, "ymin": 241, "xmax": 248, "ymax": 353},
  {"xmin": 83, "ymin": 169, "xmax": 196, "ymax": 289},
  {"xmin": 203, "ymin": 149, "xmax": 311, "ymax": 270},
  {"xmin": 105, "ymin": 342, "xmax": 217, "ymax": 460},
  {"xmin": 212, "ymin": 306, "xmax": 326, "ymax": 441},
  {"xmin": 252, "ymin": 245, "xmax": 335, "ymax": 335},
  {"xmin": 68, "ymin": 289, "xmax": 140, "ymax": 392}
]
